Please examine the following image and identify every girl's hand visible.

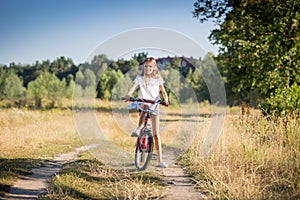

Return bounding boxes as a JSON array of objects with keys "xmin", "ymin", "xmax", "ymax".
[{"xmin": 164, "ymin": 101, "xmax": 169, "ymax": 106}]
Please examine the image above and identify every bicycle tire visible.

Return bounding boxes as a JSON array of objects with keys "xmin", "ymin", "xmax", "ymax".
[{"xmin": 134, "ymin": 128, "xmax": 153, "ymax": 171}]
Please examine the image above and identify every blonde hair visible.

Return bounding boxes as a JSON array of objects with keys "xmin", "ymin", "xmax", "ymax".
[
  {"xmin": 142, "ymin": 57, "xmax": 160, "ymax": 78},
  {"xmin": 142, "ymin": 57, "xmax": 160, "ymax": 89}
]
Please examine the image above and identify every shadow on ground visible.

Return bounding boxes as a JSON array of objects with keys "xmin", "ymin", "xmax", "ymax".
[{"xmin": 0, "ymin": 158, "xmax": 46, "ymax": 197}]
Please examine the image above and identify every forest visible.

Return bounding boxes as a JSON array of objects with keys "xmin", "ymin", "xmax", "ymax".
[{"xmin": 0, "ymin": 53, "xmax": 217, "ymax": 109}]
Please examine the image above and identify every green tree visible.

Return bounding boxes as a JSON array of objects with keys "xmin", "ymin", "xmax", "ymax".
[
  {"xmin": 27, "ymin": 77, "xmax": 47, "ymax": 109},
  {"xmin": 132, "ymin": 52, "xmax": 148, "ymax": 64},
  {"xmin": 75, "ymin": 70, "xmax": 84, "ymax": 87},
  {"xmin": 73, "ymin": 84, "xmax": 83, "ymax": 98},
  {"xmin": 161, "ymin": 68, "xmax": 181, "ymax": 105},
  {"xmin": 0, "ymin": 67, "xmax": 10, "ymax": 99},
  {"xmin": 185, "ymin": 67, "xmax": 204, "ymax": 101},
  {"xmin": 172, "ymin": 57, "xmax": 182, "ymax": 71},
  {"xmin": 111, "ymin": 73, "xmax": 132, "ymax": 100},
  {"xmin": 3, "ymin": 72, "xmax": 26, "ymax": 106},
  {"xmin": 83, "ymin": 69, "xmax": 96, "ymax": 88},
  {"xmin": 96, "ymin": 68, "xmax": 122, "ymax": 100},
  {"xmin": 126, "ymin": 59, "xmax": 140, "ymax": 79},
  {"xmin": 66, "ymin": 74, "xmax": 75, "ymax": 98},
  {"xmin": 91, "ymin": 54, "xmax": 110, "ymax": 66},
  {"xmin": 27, "ymin": 72, "xmax": 66, "ymax": 108},
  {"xmin": 47, "ymin": 75, "xmax": 66, "ymax": 108},
  {"xmin": 193, "ymin": 0, "xmax": 300, "ymax": 107}
]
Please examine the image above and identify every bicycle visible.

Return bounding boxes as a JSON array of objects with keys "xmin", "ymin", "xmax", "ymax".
[{"xmin": 122, "ymin": 96, "xmax": 168, "ymax": 171}]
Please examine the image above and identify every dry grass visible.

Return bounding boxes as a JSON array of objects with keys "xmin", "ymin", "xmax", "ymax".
[
  {"xmin": 180, "ymin": 110, "xmax": 300, "ymax": 200},
  {"xmin": 0, "ymin": 108, "xmax": 81, "ymax": 158},
  {"xmin": 42, "ymin": 152, "xmax": 164, "ymax": 200},
  {"xmin": 0, "ymin": 108, "xmax": 82, "ymax": 196},
  {"xmin": 0, "ymin": 104, "xmax": 171, "ymax": 199},
  {"xmin": 6, "ymin": 101, "xmax": 284, "ymax": 199},
  {"xmin": 38, "ymin": 100, "xmax": 205, "ymax": 199}
]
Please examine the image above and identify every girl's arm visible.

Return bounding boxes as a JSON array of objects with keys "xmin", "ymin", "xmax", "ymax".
[{"xmin": 159, "ymin": 84, "xmax": 169, "ymax": 105}]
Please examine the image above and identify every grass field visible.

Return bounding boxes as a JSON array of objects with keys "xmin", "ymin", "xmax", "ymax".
[
  {"xmin": 180, "ymin": 110, "xmax": 300, "ymax": 199},
  {"xmin": 0, "ymin": 101, "xmax": 177, "ymax": 199},
  {"xmin": 0, "ymin": 108, "xmax": 82, "ymax": 196},
  {"xmin": 1, "ymin": 101, "xmax": 299, "ymax": 199}
]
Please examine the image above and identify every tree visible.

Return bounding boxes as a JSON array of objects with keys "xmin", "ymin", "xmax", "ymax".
[
  {"xmin": 161, "ymin": 68, "xmax": 181, "ymax": 105},
  {"xmin": 193, "ymin": 0, "xmax": 300, "ymax": 107},
  {"xmin": 83, "ymin": 69, "xmax": 96, "ymax": 88},
  {"xmin": 185, "ymin": 66, "xmax": 204, "ymax": 101},
  {"xmin": 46, "ymin": 74, "xmax": 66, "ymax": 108},
  {"xmin": 73, "ymin": 84, "xmax": 83, "ymax": 98},
  {"xmin": 27, "ymin": 76, "xmax": 47, "ymax": 109},
  {"xmin": 75, "ymin": 70, "xmax": 84, "ymax": 87},
  {"xmin": 91, "ymin": 54, "xmax": 110, "ymax": 66},
  {"xmin": 111, "ymin": 73, "xmax": 132, "ymax": 100},
  {"xmin": 66, "ymin": 74, "xmax": 75, "ymax": 98},
  {"xmin": 27, "ymin": 72, "xmax": 66, "ymax": 108},
  {"xmin": 96, "ymin": 68, "xmax": 122, "ymax": 99},
  {"xmin": 3, "ymin": 72, "xmax": 26, "ymax": 106},
  {"xmin": 132, "ymin": 52, "xmax": 148, "ymax": 64},
  {"xmin": 0, "ymin": 67, "xmax": 10, "ymax": 99}
]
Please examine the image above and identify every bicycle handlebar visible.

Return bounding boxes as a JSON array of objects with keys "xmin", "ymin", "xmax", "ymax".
[{"xmin": 121, "ymin": 96, "xmax": 168, "ymax": 107}]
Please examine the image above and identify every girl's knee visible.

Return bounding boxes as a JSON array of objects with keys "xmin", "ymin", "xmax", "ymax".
[{"xmin": 153, "ymin": 133, "xmax": 160, "ymax": 139}]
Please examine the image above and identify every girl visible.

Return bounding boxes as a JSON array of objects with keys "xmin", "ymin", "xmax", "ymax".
[{"xmin": 125, "ymin": 57, "xmax": 169, "ymax": 168}]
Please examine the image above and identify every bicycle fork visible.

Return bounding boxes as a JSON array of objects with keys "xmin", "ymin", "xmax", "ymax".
[{"xmin": 138, "ymin": 113, "xmax": 151, "ymax": 150}]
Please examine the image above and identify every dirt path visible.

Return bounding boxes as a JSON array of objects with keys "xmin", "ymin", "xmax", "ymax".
[
  {"xmin": 2, "ymin": 144, "xmax": 98, "ymax": 200},
  {"xmin": 2, "ymin": 145, "xmax": 206, "ymax": 200},
  {"xmin": 162, "ymin": 163, "xmax": 207, "ymax": 200},
  {"xmin": 158, "ymin": 148, "xmax": 207, "ymax": 200}
]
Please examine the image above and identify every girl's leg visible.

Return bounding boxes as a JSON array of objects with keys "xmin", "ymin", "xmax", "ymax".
[
  {"xmin": 137, "ymin": 104, "xmax": 149, "ymax": 129},
  {"xmin": 151, "ymin": 114, "xmax": 163, "ymax": 163},
  {"xmin": 137, "ymin": 111, "xmax": 145, "ymax": 129},
  {"xmin": 132, "ymin": 104, "xmax": 148, "ymax": 135}
]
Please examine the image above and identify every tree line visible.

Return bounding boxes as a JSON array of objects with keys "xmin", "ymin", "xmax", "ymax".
[{"xmin": 0, "ymin": 53, "xmax": 214, "ymax": 109}]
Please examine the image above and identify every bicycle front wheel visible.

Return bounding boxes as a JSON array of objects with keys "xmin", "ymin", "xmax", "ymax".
[{"xmin": 135, "ymin": 134, "xmax": 153, "ymax": 171}]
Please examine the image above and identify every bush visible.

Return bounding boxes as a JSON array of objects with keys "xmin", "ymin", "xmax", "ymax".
[{"xmin": 261, "ymin": 83, "xmax": 300, "ymax": 116}]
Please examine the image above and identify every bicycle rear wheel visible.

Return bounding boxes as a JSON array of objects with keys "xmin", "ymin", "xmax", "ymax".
[{"xmin": 135, "ymin": 128, "xmax": 153, "ymax": 171}]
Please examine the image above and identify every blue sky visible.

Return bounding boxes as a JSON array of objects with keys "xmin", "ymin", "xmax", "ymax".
[{"xmin": 0, "ymin": 0, "xmax": 218, "ymax": 65}]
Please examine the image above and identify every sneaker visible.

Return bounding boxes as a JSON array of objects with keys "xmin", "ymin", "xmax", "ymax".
[
  {"xmin": 131, "ymin": 128, "xmax": 140, "ymax": 137},
  {"xmin": 157, "ymin": 162, "xmax": 168, "ymax": 168}
]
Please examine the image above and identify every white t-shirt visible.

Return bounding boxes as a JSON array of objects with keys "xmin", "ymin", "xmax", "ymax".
[{"xmin": 133, "ymin": 74, "xmax": 164, "ymax": 111}]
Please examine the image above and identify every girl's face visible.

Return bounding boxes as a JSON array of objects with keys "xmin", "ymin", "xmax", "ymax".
[{"xmin": 144, "ymin": 64, "xmax": 154, "ymax": 76}]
